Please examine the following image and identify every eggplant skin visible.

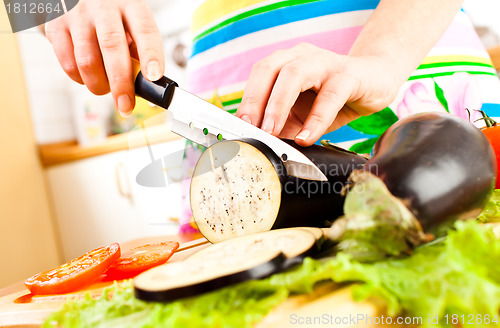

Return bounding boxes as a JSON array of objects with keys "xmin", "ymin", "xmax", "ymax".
[
  {"xmin": 134, "ymin": 254, "xmax": 286, "ymax": 302},
  {"xmin": 364, "ymin": 112, "xmax": 497, "ymax": 230},
  {"xmin": 264, "ymin": 140, "xmax": 368, "ymax": 228}
]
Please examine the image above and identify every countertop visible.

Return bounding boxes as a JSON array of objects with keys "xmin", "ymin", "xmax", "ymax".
[{"xmin": 38, "ymin": 124, "xmax": 181, "ymax": 168}]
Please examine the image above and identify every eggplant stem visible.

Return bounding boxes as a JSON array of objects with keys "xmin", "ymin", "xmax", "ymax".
[
  {"xmin": 329, "ymin": 170, "xmax": 429, "ymax": 259},
  {"xmin": 326, "ymin": 219, "xmax": 346, "ymax": 241}
]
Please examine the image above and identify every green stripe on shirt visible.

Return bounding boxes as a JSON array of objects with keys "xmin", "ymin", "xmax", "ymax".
[
  {"xmin": 409, "ymin": 70, "xmax": 498, "ymax": 81},
  {"xmin": 417, "ymin": 61, "xmax": 494, "ymax": 70},
  {"xmin": 193, "ymin": 0, "xmax": 321, "ymax": 42}
]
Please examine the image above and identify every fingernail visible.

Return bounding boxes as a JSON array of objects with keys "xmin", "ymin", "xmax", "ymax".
[
  {"xmin": 261, "ymin": 118, "xmax": 274, "ymax": 134},
  {"xmin": 146, "ymin": 60, "xmax": 162, "ymax": 81},
  {"xmin": 120, "ymin": 110, "xmax": 132, "ymax": 118},
  {"xmin": 240, "ymin": 115, "xmax": 252, "ymax": 124},
  {"xmin": 295, "ymin": 129, "xmax": 310, "ymax": 141},
  {"xmin": 117, "ymin": 94, "xmax": 132, "ymax": 117}
]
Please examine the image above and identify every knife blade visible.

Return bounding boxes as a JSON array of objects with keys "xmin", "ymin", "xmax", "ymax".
[{"xmin": 133, "ymin": 68, "xmax": 327, "ymax": 182}]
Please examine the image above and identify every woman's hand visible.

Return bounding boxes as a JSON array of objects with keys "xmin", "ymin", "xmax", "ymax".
[
  {"xmin": 236, "ymin": 0, "xmax": 463, "ymax": 146},
  {"xmin": 44, "ymin": 0, "xmax": 164, "ymax": 116},
  {"xmin": 236, "ymin": 43, "xmax": 400, "ymax": 146}
]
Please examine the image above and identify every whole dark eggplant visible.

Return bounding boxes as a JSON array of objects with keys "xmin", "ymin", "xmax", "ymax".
[
  {"xmin": 329, "ymin": 112, "xmax": 497, "ymax": 258},
  {"xmin": 365, "ymin": 111, "xmax": 496, "ymax": 230}
]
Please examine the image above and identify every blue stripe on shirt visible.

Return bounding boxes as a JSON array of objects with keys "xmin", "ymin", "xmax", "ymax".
[
  {"xmin": 191, "ymin": 0, "xmax": 380, "ymax": 57},
  {"xmin": 316, "ymin": 125, "xmax": 378, "ymax": 144},
  {"xmin": 482, "ymin": 103, "xmax": 500, "ymax": 119}
]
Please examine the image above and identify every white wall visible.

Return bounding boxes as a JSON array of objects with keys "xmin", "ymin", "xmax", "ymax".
[{"xmin": 17, "ymin": 29, "xmax": 76, "ymax": 144}]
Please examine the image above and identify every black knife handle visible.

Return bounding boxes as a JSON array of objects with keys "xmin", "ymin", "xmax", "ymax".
[{"xmin": 134, "ymin": 72, "xmax": 178, "ymax": 109}]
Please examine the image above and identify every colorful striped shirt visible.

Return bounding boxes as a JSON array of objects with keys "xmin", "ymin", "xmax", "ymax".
[{"xmin": 187, "ymin": 0, "xmax": 500, "ymax": 152}]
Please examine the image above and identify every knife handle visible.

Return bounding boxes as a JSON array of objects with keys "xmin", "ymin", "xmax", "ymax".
[{"xmin": 131, "ymin": 59, "xmax": 178, "ymax": 109}]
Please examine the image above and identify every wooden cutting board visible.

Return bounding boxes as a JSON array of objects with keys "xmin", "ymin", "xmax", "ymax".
[
  {"xmin": 0, "ymin": 237, "xmax": 401, "ymax": 328},
  {"xmin": 0, "ymin": 237, "xmax": 210, "ymax": 327}
]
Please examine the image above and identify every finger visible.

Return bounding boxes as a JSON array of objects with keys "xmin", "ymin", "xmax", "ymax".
[
  {"xmin": 95, "ymin": 10, "xmax": 135, "ymax": 115},
  {"xmin": 122, "ymin": 0, "xmax": 164, "ymax": 81},
  {"xmin": 45, "ymin": 22, "xmax": 83, "ymax": 84},
  {"xmin": 129, "ymin": 41, "xmax": 139, "ymax": 61},
  {"xmin": 295, "ymin": 79, "xmax": 353, "ymax": 146},
  {"xmin": 327, "ymin": 105, "xmax": 360, "ymax": 132},
  {"xmin": 125, "ymin": 32, "xmax": 140, "ymax": 60},
  {"xmin": 248, "ymin": 43, "xmax": 323, "ymax": 131},
  {"xmin": 236, "ymin": 49, "xmax": 297, "ymax": 127},
  {"xmin": 278, "ymin": 111, "xmax": 303, "ymax": 140},
  {"xmin": 69, "ymin": 17, "xmax": 110, "ymax": 95},
  {"xmin": 261, "ymin": 58, "xmax": 324, "ymax": 136},
  {"xmin": 277, "ymin": 90, "xmax": 317, "ymax": 139}
]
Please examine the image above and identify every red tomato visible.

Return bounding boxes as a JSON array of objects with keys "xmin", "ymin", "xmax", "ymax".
[
  {"xmin": 25, "ymin": 243, "xmax": 121, "ymax": 295},
  {"xmin": 482, "ymin": 124, "xmax": 500, "ymax": 189},
  {"xmin": 104, "ymin": 242, "xmax": 180, "ymax": 280}
]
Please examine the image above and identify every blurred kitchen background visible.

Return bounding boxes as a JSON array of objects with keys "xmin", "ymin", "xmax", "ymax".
[{"xmin": 1, "ymin": 0, "xmax": 500, "ymax": 288}]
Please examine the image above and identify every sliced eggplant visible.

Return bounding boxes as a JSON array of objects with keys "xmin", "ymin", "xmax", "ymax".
[
  {"xmin": 288, "ymin": 227, "xmax": 330, "ymax": 254},
  {"xmin": 293, "ymin": 227, "xmax": 324, "ymax": 240},
  {"xmin": 190, "ymin": 140, "xmax": 284, "ymax": 243},
  {"xmin": 188, "ymin": 228, "xmax": 317, "ymax": 269},
  {"xmin": 134, "ymin": 229, "xmax": 316, "ymax": 302},
  {"xmin": 190, "ymin": 139, "xmax": 367, "ymax": 243},
  {"xmin": 134, "ymin": 251, "xmax": 284, "ymax": 302}
]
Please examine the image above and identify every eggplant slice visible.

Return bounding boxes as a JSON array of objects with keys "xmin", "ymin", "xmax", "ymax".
[
  {"xmin": 190, "ymin": 140, "xmax": 284, "ymax": 243},
  {"xmin": 134, "ymin": 228, "xmax": 316, "ymax": 302},
  {"xmin": 293, "ymin": 227, "xmax": 324, "ymax": 240},
  {"xmin": 134, "ymin": 251, "xmax": 284, "ymax": 302},
  {"xmin": 188, "ymin": 228, "xmax": 317, "ymax": 268},
  {"xmin": 190, "ymin": 139, "xmax": 367, "ymax": 243}
]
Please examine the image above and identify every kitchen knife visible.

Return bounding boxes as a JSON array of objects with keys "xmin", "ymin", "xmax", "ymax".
[{"xmin": 132, "ymin": 63, "xmax": 327, "ymax": 182}]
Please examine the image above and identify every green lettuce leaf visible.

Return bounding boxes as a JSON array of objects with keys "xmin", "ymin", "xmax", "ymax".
[
  {"xmin": 44, "ymin": 221, "xmax": 500, "ymax": 328},
  {"xmin": 477, "ymin": 189, "xmax": 500, "ymax": 223}
]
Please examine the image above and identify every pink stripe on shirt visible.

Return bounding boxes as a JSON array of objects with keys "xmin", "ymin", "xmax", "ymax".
[{"xmin": 188, "ymin": 26, "xmax": 363, "ymax": 94}]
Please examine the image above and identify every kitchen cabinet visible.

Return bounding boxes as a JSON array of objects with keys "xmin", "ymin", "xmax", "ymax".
[
  {"xmin": 0, "ymin": 7, "xmax": 61, "ymax": 288},
  {"xmin": 46, "ymin": 137, "xmax": 187, "ymax": 261}
]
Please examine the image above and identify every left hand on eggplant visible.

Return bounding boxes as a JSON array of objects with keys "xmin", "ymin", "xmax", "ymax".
[{"xmin": 235, "ymin": 43, "xmax": 402, "ymax": 146}]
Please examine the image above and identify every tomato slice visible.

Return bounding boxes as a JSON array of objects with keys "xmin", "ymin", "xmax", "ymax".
[
  {"xmin": 104, "ymin": 242, "xmax": 180, "ymax": 280},
  {"xmin": 25, "ymin": 243, "xmax": 120, "ymax": 295}
]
